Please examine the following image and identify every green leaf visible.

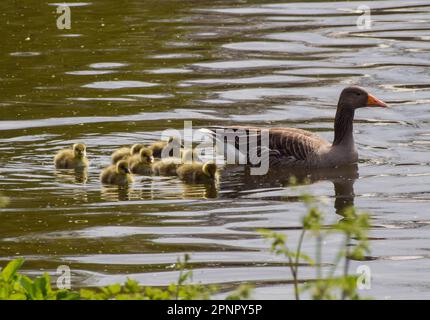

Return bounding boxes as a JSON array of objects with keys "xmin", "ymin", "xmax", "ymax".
[
  {"xmin": 1, "ymin": 258, "xmax": 24, "ymax": 282},
  {"xmin": 107, "ymin": 284, "xmax": 121, "ymax": 295},
  {"xmin": 79, "ymin": 288, "xmax": 98, "ymax": 300},
  {"xmin": 33, "ymin": 273, "xmax": 52, "ymax": 299},
  {"xmin": 8, "ymin": 293, "xmax": 27, "ymax": 300},
  {"xmin": 56, "ymin": 290, "xmax": 80, "ymax": 300},
  {"xmin": 124, "ymin": 278, "xmax": 140, "ymax": 293},
  {"xmin": 19, "ymin": 275, "xmax": 36, "ymax": 299}
]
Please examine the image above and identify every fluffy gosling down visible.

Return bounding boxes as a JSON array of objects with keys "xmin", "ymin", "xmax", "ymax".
[
  {"xmin": 54, "ymin": 143, "xmax": 89, "ymax": 169},
  {"xmin": 129, "ymin": 148, "xmax": 154, "ymax": 175},
  {"xmin": 111, "ymin": 144, "xmax": 145, "ymax": 164},
  {"xmin": 176, "ymin": 161, "xmax": 218, "ymax": 183},
  {"xmin": 100, "ymin": 160, "xmax": 134, "ymax": 186},
  {"xmin": 152, "ymin": 149, "xmax": 197, "ymax": 176},
  {"xmin": 149, "ymin": 136, "xmax": 181, "ymax": 158},
  {"xmin": 151, "ymin": 157, "xmax": 182, "ymax": 176}
]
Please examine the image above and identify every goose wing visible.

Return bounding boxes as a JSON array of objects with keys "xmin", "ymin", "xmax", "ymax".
[{"xmin": 200, "ymin": 126, "xmax": 329, "ymax": 164}]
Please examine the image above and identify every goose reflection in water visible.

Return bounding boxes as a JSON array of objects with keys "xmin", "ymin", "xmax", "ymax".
[{"xmin": 217, "ymin": 163, "xmax": 358, "ymax": 216}]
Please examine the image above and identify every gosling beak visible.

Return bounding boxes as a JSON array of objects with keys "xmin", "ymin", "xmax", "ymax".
[
  {"xmin": 124, "ymin": 168, "xmax": 130, "ymax": 174},
  {"xmin": 148, "ymin": 156, "xmax": 154, "ymax": 163},
  {"xmin": 367, "ymin": 93, "xmax": 388, "ymax": 108}
]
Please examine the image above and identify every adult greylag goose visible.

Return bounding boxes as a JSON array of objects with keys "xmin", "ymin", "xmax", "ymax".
[{"xmin": 202, "ymin": 86, "xmax": 387, "ymax": 168}]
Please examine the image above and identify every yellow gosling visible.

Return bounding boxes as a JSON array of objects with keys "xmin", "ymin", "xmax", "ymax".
[
  {"xmin": 176, "ymin": 161, "xmax": 218, "ymax": 184},
  {"xmin": 149, "ymin": 136, "xmax": 181, "ymax": 158},
  {"xmin": 100, "ymin": 160, "xmax": 134, "ymax": 186},
  {"xmin": 129, "ymin": 148, "xmax": 154, "ymax": 175},
  {"xmin": 151, "ymin": 149, "xmax": 195, "ymax": 176},
  {"xmin": 111, "ymin": 144, "xmax": 145, "ymax": 164},
  {"xmin": 151, "ymin": 157, "xmax": 182, "ymax": 176},
  {"xmin": 54, "ymin": 143, "xmax": 89, "ymax": 169}
]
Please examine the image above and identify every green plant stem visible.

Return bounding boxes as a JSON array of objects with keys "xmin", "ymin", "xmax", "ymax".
[
  {"xmin": 318, "ymin": 233, "xmax": 349, "ymax": 298},
  {"xmin": 284, "ymin": 252, "xmax": 297, "ymax": 298},
  {"xmin": 293, "ymin": 229, "xmax": 306, "ymax": 300},
  {"xmin": 175, "ymin": 270, "xmax": 182, "ymax": 300},
  {"xmin": 328, "ymin": 236, "xmax": 348, "ymax": 279},
  {"xmin": 316, "ymin": 234, "xmax": 322, "ymax": 280},
  {"xmin": 341, "ymin": 234, "xmax": 351, "ymax": 300}
]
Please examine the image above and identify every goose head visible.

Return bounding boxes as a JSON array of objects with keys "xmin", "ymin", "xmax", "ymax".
[{"xmin": 338, "ymin": 86, "xmax": 387, "ymax": 110}]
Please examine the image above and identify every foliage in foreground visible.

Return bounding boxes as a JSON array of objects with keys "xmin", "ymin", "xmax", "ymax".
[
  {"xmin": 0, "ymin": 255, "xmax": 251, "ymax": 300},
  {"xmin": 0, "ymin": 190, "xmax": 371, "ymax": 300},
  {"xmin": 260, "ymin": 193, "xmax": 370, "ymax": 300}
]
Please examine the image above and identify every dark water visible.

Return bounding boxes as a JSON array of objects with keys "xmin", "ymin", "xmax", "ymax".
[{"xmin": 1, "ymin": 0, "xmax": 430, "ymax": 299}]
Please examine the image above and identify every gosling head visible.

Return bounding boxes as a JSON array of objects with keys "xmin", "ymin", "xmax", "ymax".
[
  {"xmin": 116, "ymin": 160, "xmax": 130, "ymax": 174},
  {"xmin": 139, "ymin": 148, "xmax": 154, "ymax": 164},
  {"xmin": 202, "ymin": 161, "xmax": 217, "ymax": 178},
  {"xmin": 73, "ymin": 143, "xmax": 87, "ymax": 158},
  {"xmin": 130, "ymin": 144, "xmax": 145, "ymax": 155}
]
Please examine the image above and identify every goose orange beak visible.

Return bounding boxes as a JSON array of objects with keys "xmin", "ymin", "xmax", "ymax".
[{"xmin": 367, "ymin": 93, "xmax": 388, "ymax": 108}]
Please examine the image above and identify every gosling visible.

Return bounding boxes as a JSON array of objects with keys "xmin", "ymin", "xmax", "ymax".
[
  {"xmin": 129, "ymin": 148, "xmax": 154, "ymax": 175},
  {"xmin": 111, "ymin": 144, "xmax": 145, "ymax": 164},
  {"xmin": 151, "ymin": 157, "xmax": 182, "ymax": 176},
  {"xmin": 152, "ymin": 149, "xmax": 196, "ymax": 176},
  {"xmin": 176, "ymin": 161, "xmax": 218, "ymax": 184},
  {"xmin": 100, "ymin": 160, "xmax": 134, "ymax": 186},
  {"xmin": 149, "ymin": 136, "xmax": 181, "ymax": 159},
  {"xmin": 54, "ymin": 143, "xmax": 89, "ymax": 169}
]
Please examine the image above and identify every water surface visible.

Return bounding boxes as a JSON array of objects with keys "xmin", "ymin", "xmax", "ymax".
[{"xmin": 1, "ymin": 0, "xmax": 430, "ymax": 299}]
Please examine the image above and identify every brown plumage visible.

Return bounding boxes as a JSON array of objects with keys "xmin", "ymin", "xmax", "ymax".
[
  {"xmin": 202, "ymin": 86, "xmax": 388, "ymax": 168},
  {"xmin": 176, "ymin": 161, "xmax": 218, "ymax": 183},
  {"xmin": 129, "ymin": 148, "xmax": 154, "ymax": 175},
  {"xmin": 111, "ymin": 144, "xmax": 145, "ymax": 164},
  {"xmin": 100, "ymin": 160, "xmax": 134, "ymax": 186},
  {"xmin": 54, "ymin": 143, "xmax": 89, "ymax": 169}
]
